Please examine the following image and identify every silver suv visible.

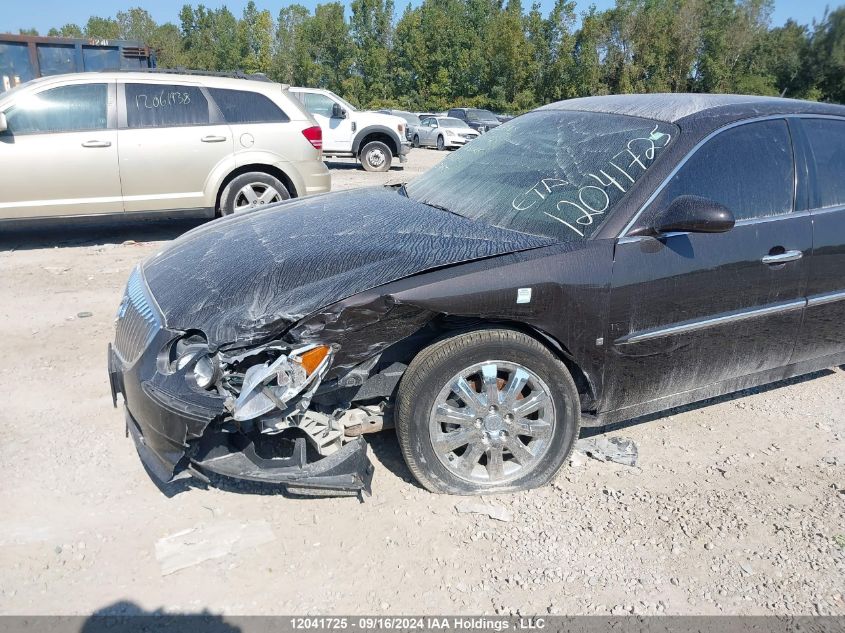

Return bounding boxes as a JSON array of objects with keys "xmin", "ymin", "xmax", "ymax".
[{"xmin": 0, "ymin": 71, "xmax": 331, "ymax": 221}]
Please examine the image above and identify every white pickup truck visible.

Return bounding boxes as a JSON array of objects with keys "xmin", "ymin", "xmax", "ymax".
[{"xmin": 290, "ymin": 87, "xmax": 411, "ymax": 172}]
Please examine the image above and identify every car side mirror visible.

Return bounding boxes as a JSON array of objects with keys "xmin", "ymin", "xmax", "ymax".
[
  {"xmin": 630, "ymin": 195, "xmax": 735, "ymax": 237},
  {"xmin": 0, "ymin": 112, "xmax": 7, "ymax": 133},
  {"xmin": 331, "ymin": 103, "xmax": 346, "ymax": 119}
]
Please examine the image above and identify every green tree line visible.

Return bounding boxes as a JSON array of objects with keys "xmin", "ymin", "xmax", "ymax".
[{"xmin": 21, "ymin": 0, "xmax": 845, "ymax": 111}]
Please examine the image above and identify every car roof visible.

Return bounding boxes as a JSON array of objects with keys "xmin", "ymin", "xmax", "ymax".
[
  {"xmin": 5, "ymin": 71, "xmax": 287, "ymax": 93},
  {"xmin": 539, "ymin": 93, "xmax": 845, "ymax": 124}
]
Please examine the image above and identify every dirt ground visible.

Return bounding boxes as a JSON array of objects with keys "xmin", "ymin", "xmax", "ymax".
[{"xmin": 0, "ymin": 147, "xmax": 843, "ymax": 617}]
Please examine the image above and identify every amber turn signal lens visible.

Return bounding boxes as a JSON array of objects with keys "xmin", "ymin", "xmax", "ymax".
[{"xmin": 297, "ymin": 345, "xmax": 330, "ymax": 375}]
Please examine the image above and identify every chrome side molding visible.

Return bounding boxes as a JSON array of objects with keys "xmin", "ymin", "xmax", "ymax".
[{"xmin": 616, "ymin": 299, "xmax": 806, "ymax": 345}]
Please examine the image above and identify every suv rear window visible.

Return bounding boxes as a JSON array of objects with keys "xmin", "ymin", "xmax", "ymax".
[
  {"xmin": 208, "ymin": 88, "xmax": 289, "ymax": 124},
  {"xmin": 125, "ymin": 83, "xmax": 210, "ymax": 128}
]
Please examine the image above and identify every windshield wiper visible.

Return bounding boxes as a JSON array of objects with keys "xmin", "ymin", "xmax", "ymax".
[
  {"xmin": 418, "ymin": 200, "xmax": 466, "ymax": 219},
  {"xmin": 394, "ymin": 185, "xmax": 465, "ymax": 218}
]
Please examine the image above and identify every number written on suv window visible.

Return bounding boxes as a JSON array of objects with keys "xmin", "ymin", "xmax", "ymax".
[{"xmin": 125, "ymin": 83, "xmax": 210, "ymax": 128}]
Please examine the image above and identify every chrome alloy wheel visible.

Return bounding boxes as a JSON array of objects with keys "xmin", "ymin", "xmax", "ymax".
[
  {"xmin": 234, "ymin": 182, "xmax": 283, "ymax": 212},
  {"xmin": 428, "ymin": 360, "xmax": 556, "ymax": 484}
]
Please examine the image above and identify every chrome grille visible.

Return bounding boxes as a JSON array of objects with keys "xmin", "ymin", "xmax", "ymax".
[{"xmin": 114, "ymin": 267, "xmax": 161, "ymax": 364}]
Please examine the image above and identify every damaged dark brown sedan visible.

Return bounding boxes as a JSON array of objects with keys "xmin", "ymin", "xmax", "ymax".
[{"xmin": 109, "ymin": 94, "xmax": 845, "ymax": 495}]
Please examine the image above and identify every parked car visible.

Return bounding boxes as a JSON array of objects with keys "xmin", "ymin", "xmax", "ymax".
[
  {"xmin": 413, "ymin": 116, "xmax": 479, "ymax": 150},
  {"xmin": 0, "ymin": 70, "xmax": 330, "ymax": 221},
  {"xmin": 378, "ymin": 109, "xmax": 422, "ymax": 142},
  {"xmin": 109, "ymin": 94, "xmax": 845, "ymax": 496},
  {"xmin": 496, "ymin": 114, "xmax": 515, "ymax": 123},
  {"xmin": 448, "ymin": 107, "xmax": 502, "ymax": 133},
  {"xmin": 290, "ymin": 87, "xmax": 410, "ymax": 171}
]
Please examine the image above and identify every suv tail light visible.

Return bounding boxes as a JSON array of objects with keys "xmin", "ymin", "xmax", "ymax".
[{"xmin": 302, "ymin": 125, "xmax": 322, "ymax": 150}]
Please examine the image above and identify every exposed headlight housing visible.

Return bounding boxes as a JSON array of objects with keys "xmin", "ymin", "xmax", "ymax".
[
  {"xmin": 192, "ymin": 354, "xmax": 220, "ymax": 389},
  {"xmin": 170, "ymin": 335, "xmax": 220, "ymax": 390},
  {"xmin": 232, "ymin": 344, "xmax": 332, "ymax": 421}
]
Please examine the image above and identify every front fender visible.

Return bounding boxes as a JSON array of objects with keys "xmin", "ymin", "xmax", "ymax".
[{"xmin": 287, "ymin": 241, "xmax": 614, "ymax": 408}]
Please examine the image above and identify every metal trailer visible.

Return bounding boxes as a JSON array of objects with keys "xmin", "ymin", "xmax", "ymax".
[{"xmin": 0, "ymin": 34, "xmax": 156, "ymax": 92}]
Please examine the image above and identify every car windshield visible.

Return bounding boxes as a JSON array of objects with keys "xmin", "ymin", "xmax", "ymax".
[
  {"xmin": 404, "ymin": 110, "xmax": 677, "ymax": 242},
  {"xmin": 439, "ymin": 118, "xmax": 467, "ymax": 128},
  {"xmin": 0, "ymin": 77, "xmax": 43, "ymax": 103},
  {"xmin": 467, "ymin": 108, "xmax": 498, "ymax": 122},
  {"xmin": 397, "ymin": 111, "xmax": 420, "ymax": 125}
]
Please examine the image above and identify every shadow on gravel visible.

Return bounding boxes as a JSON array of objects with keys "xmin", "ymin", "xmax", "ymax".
[
  {"xmin": 325, "ymin": 159, "xmax": 405, "ymax": 171},
  {"xmin": 0, "ymin": 217, "xmax": 206, "ymax": 252},
  {"xmin": 78, "ymin": 600, "xmax": 240, "ymax": 633},
  {"xmin": 583, "ymin": 368, "xmax": 835, "ymax": 438},
  {"xmin": 366, "ymin": 428, "xmax": 419, "ymax": 487}
]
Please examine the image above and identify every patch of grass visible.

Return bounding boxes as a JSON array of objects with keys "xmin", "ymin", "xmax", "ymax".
[{"xmin": 833, "ymin": 534, "xmax": 845, "ymax": 550}]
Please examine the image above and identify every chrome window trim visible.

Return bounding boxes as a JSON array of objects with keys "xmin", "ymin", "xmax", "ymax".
[
  {"xmin": 615, "ymin": 299, "xmax": 806, "ymax": 345},
  {"xmin": 808, "ymin": 203, "xmax": 845, "ymax": 216},
  {"xmin": 734, "ymin": 209, "xmax": 811, "ymax": 226},
  {"xmin": 807, "ymin": 290, "xmax": 845, "ymax": 307},
  {"xmin": 619, "ymin": 114, "xmax": 845, "ymax": 238},
  {"xmin": 617, "ymin": 209, "xmax": 815, "ymax": 244}
]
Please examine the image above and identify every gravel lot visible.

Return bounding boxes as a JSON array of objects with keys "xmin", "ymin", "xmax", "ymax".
[{"xmin": 0, "ymin": 147, "xmax": 843, "ymax": 616}]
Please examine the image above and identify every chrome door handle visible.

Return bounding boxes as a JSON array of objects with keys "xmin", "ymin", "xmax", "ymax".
[
  {"xmin": 81, "ymin": 140, "xmax": 111, "ymax": 148},
  {"xmin": 762, "ymin": 249, "xmax": 803, "ymax": 265},
  {"xmin": 201, "ymin": 135, "xmax": 227, "ymax": 143}
]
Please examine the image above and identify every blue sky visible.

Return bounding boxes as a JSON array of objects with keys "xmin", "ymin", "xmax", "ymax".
[{"xmin": 2, "ymin": 0, "xmax": 838, "ymax": 34}]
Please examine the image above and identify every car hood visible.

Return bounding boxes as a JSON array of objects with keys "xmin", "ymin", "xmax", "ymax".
[{"xmin": 142, "ymin": 187, "xmax": 555, "ymax": 348}]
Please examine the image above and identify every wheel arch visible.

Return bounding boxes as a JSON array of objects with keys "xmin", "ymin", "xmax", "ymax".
[
  {"xmin": 215, "ymin": 164, "xmax": 298, "ymax": 216},
  {"xmin": 352, "ymin": 126, "xmax": 402, "ymax": 157},
  {"xmin": 423, "ymin": 318, "xmax": 599, "ymax": 412}
]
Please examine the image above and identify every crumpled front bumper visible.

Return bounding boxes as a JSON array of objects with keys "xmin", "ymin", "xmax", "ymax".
[{"xmin": 108, "ymin": 335, "xmax": 374, "ymax": 496}]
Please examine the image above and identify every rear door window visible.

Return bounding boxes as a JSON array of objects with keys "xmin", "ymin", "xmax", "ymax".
[
  {"xmin": 124, "ymin": 83, "xmax": 210, "ymax": 128},
  {"xmin": 651, "ymin": 119, "xmax": 794, "ymax": 222},
  {"xmin": 5, "ymin": 83, "xmax": 108, "ymax": 134},
  {"xmin": 208, "ymin": 88, "xmax": 289, "ymax": 124},
  {"xmin": 803, "ymin": 118, "xmax": 845, "ymax": 208}
]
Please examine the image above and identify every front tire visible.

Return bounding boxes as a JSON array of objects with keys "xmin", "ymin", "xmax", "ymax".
[
  {"xmin": 412, "ymin": 135, "xmax": 420, "ymax": 148},
  {"xmin": 396, "ymin": 329, "xmax": 581, "ymax": 495},
  {"xmin": 436, "ymin": 135, "xmax": 445, "ymax": 151},
  {"xmin": 360, "ymin": 141, "xmax": 392, "ymax": 172},
  {"xmin": 220, "ymin": 172, "xmax": 289, "ymax": 216}
]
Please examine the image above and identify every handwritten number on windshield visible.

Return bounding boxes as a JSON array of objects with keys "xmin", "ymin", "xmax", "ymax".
[
  {"xmin": 512, "ymin": 178, "xmax": 569, "ymax": 211},
  {"xmin": 519, "ymin": 125, "xmax": 671, "ymax": 237}
]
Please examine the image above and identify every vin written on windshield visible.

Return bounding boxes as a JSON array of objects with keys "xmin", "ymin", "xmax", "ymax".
[
  {"xmin": 404, "ymin": 111, "xmax": 678, "ymax": 241},
  {"xmin": 513, "ymin": 126, "xmax": 671, "ymax": 237}
]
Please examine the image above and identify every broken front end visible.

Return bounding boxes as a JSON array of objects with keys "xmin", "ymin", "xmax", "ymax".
[{"xmin": 108, "ymin": 268, "xmax": 375, "ymax": 495}]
